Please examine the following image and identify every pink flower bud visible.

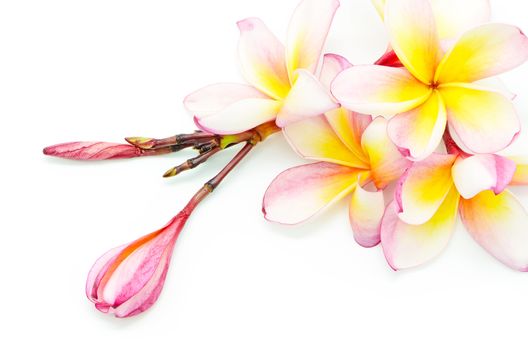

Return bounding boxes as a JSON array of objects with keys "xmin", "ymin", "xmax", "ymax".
[
  {"xmin": 85, "ymin": 212, "xmax": 189, "ymax": 318},
  {"xmin": 43, "ymin": 142, "xmax": 140, "ymax": 160}
]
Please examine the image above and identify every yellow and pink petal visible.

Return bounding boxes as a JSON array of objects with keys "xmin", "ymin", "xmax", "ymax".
[
  {"xmin": 387, "ymin": 91, "xmax": 447, "ymax": 161},
  {"xmin": 435, "ymin": 24, "xmax": 528, "ymax": 84},
  {"xmin": 286, "ymin": 0, "xmax": 340, "ymax": 82},
  {"xmin": 460, "ymin": 190, "xmax": 528, "ymax": 271},
  {"xmin": 283, "ymin": 115, "xmax": 370, "ymax": 169},
  {"xmin": 509, "ymin": 156, "xmax": 528, "ymax": 186},
  {"xmin": 381, "ymin": 187, "xmax": 460, "ymax": 270},
  {"xmin": 452, "ymin": 154, "xmax": 516, "ymax": 199},
  {"xmin": 263, "ymin": 162, "xmax": 360, "ymax": 225},
  {"xmin": 396, "ymin": 153, "xmax": 457, "ymax": 225},
  {"xmin": 362, "ymin": 117, "xmax": 412, "ymax": 189},
  {"xmin": 439, "ymin": 84, "xmax": 521, "ymax": 154},
  {"xmin": 237, "ymin": 18, "xmax": 291, "ymax": 100},
  {"xmin": 384, "ymin": 0, "xmax": 441, "ymax": 84}
]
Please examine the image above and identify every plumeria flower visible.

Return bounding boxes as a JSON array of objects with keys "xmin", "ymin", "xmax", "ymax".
[
  {"xmin": 43, "ymin": 141, "xmax": 143, "ymax": 160},
  {"xmin": 382, "ymin": 145, "xmax": 528, "ymax": 271},
  {"xmin": 332, "ymin": 0, "xmax": 528, "ymax": 161},
  {"xmin": 184, "ymin": 0, "xmax": 340, "ymax": 135},
  {"xmin": 263, "ymin": 54, "xmax": 410, "ymax": 247},
  {"xmin": 86, "ymin": 212, "xmax": 189, "ymax": 317}
]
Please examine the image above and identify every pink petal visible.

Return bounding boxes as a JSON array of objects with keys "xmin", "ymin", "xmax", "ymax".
[
  {"xmin": 440, "ymin": 84, "xmax": 521, "ymax": 154},
  {"xmin": 276, "ymin": 69, "xmax": 338, "ymax": 127},
  {"xmin": 452, "ymin": 155, "xmax": 517, "ymax": 199},
  {"xmin": 263, "ymin": 162, "xmax": 360, "ymax": 225},
  {"xmin": 86, "ymin": 245, "xmax": 126, "ymax": 301},
  {"xmin": 283, "ymin": 115, "xmax": 370, "ymax": 169},
  {"xmin": 237, "ymin": 18, "xmax": 290, "ymax": 100},
  {"xmin": 319, "ymin": 53, "xmax": 353, "ymax": 91},
  {"xmin": 43, "ymin": 142, "xmax": 140, "ymax": 160},
  {"xmin": 387, "ymin": 91, "xmax": 447, "ymax": 161},
  {"xmin": 332, "ymin": 65, "xmax": 432, "ymax": 117},
  {"xmin": 184, "ymin": 83, "xmax": 268, "ymax": 117},
  {"xmin": 193, "ymin": 97, "xmax": 281, "ymax": 135},
  {"xmin": 349, "ymin": 185, "xmax": 385, "ymax": 248},
  {"xmin": 435, "ymin": 24, "xmax": 528, "ymax": 84},
  {"xmin": 286, "ymin": 0, "xmax": 340, "ymax": 80},
  {"xmin": 396, "ymin": 153, "xmax": 457, "ymax": 225},
  {"xmin": 381, "ymin": 187, "xmax": 460, "ymax": 270},
  {"xmin": 460, "ymin": 190, "xmax": 528, "ymax": 271}
]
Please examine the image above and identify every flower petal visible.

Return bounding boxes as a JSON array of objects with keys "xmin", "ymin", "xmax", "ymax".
[
  {"xmin": 362, "ymin": 117, "xmax": 412, "ymax": 189},
  {"xmin": 385, "ymin": 0, "xmax": 441, "ymax": 84},
  {"xmin": 276, "ymin": 69, "xmax": 339, "ymax": 127},
  {"xmin": 509, "ymin": 156, "xmax": 528, "ymax": 186},
  {"xmin": 263, "ymin": 162, "xmax": 359, "ymax": 225},
  {"xmin": 184, "ymin": 83, "xmax": 268, "ymax": 117},
  {"xmin": 237, "ymin": 18, "xmax": 291, "ymax": 100},
  {"xmin": 387, "ymin": 91, "xmax": 447, "ymax": 161},
  {"xmin": 112, "ymin": 242, "xmax": 175, "ymax": 317},
  {"xmin": 452, "ymin": 155, "xmax": 517, "ymax": 199},
  {"xmin": 194, "ymin": 98, "xmax": 281, "ymax": 135},
  {"xmin": 460, "ymin": 190, "xmax": 528, "ymax": 271},
  {"xmin": 429, "ymin": 0, "xmax": 490, "ymax": 40},
  {"xmin": 435, "ymin": 24, "xmax": 528, "ymax": 84},
  {"xmin": 319, "ymin": 53, "xmax": 352, "ymax": 91},
  {"xmin": 381, "ymin": 187, "xmax": 460, "ymax": 270},
  {"xmin": 332, "ymin": 65, "xmax": 432, "ymax": 117},
  {"xmin": 86, "ymin": 245, "xmax": 126, "ymax": 301},
  {"xmin": 372, "ymin": 0, "xmax": 490, "ymax": 40},
  {"xmin": 396, "ymin": 153, "xmax": 457, "ymax": 225},
  {"xmin": 286, "ymin": 0, "xmax": 340, "ymax": 81},
  {"xmin": 349, "ymin": 185, "xmax": 385, "ymax": 248},
  {"xmin": 439, "ymin": 84, "xmax": 520, "ymax": 154},
  {"xmin": 283, "ymin": 115, "xmax": 369, "ymax": 169},
  {"xmin": 325, "ymin": 108, "xmax": 371, "ymax": 166}
]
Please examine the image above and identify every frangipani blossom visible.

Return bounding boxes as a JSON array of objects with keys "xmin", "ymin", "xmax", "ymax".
[
  {"xmin": 333, "ymin": 0, "xmax": 528, "ymax": 160},
  {"xmin": 264, "ymin": 54, "xmax": 410, "ymax": 247},
  {"xmin": 86, "ymin": 212, "xmax": 189, "ymax": 317},
  {"xmin": 43, "ymin": 142, "xmax": 142, "ymax": 160},
  {"xmin": 382, "ymin": 151, "xmax": 528, "ymax": 271},
  {"xmin": 184, "ymin": 0, "xmax": 340, "ymax": 135}
]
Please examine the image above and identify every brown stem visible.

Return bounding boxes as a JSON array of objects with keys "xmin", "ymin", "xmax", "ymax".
[
  {"xmin": 182, "ymin": 141, "xmax": 255, "ymax": 215},
  {"xmin": 163, "ymin": 146, "xmax": 221, "ymax": 178}
]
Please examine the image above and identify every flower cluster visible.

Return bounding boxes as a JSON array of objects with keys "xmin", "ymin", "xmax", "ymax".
[{"xmin": 45, "ymin": 0, "xmax": 528, "ymax": 318}]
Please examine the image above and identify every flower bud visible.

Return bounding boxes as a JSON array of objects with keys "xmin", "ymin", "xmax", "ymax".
[
  {"xmin": 85, "ymin": 212, "xmax": 189, "ymax": 317},
  {"xmin": 43, "ymin": 142, "xmax": 140, "ymax": 160}
]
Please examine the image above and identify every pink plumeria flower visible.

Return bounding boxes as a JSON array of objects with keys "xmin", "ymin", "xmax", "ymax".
[
  {"xmin": 332, "ymin": 0, "xmax": 528, "ymax": 161},
  {"xmin": 86, "ymin": 212, "xmax": 189, "ymax": 318},
  {"xmin": 263, "ymin": 55, "xmax": 410, "ymax": 247},
  {"xmin": 184, "ymin": 0, "xmax": 340, "ymax": 135},
  {"xmin": 382, "ymin": 150, "xmax": 528, "ymax": 271}
]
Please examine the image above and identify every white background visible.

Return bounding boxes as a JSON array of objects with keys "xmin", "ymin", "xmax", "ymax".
[{"xmin": 1, "ymin": 0, "xmax": 528, "ymax": 349}]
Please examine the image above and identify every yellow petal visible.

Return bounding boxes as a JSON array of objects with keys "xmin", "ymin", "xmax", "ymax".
[
  {"xmin": 439, "ymin": 84, "xmax": 520, "ymax": 154},
  {"xmin": 385, "ymin": 0, "xmax": 441, "ymax": 84},
  {"xmin": 397, "ymin": 153, "xmax": 457, "ymax": 225},
  {"xmin": 387, "ymin": 91, "xmax": 447, "ymax": 161},
  {"xmin": 435, "ymin": 23, "xmax": 528, "ymax": 84},
  {"xmin": 283, "ymin": 115, "xmax": 370, "ymax": 169}
]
